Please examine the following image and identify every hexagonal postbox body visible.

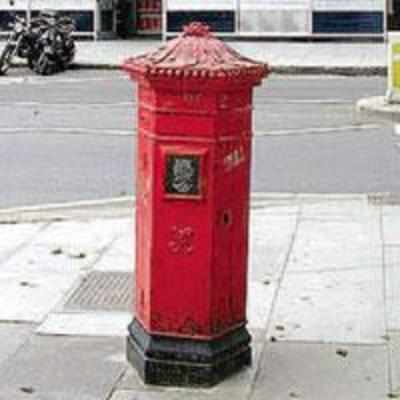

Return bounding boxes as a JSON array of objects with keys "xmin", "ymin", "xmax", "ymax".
[{"xmin": 123, "ymin": 22, "xmax": 269, "ymax": 387}]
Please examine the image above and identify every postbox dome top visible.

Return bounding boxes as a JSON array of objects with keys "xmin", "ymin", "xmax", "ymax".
[{"xmin": 122, "ymin": 22, "xmax": 270, "ymax": 84}]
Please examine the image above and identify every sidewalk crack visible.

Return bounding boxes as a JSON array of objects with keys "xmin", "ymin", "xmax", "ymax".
[
  {"xmin": 380, "ymin": 202, "xmax": 394, "ymax": 395},
  {"xmin": 0, "ymin": 222, "xmax": 52, "ymax": 267},
  {"xmin": 106, "ymin": 367, "xmax": 128, "ymax": 400},
  {"xmin": 80, "ymin": 231, "xmax": 123, "ymax": 273},
  {"xmin": 246, "ymin": 203, "xmax": 302, "ymax": 400}
]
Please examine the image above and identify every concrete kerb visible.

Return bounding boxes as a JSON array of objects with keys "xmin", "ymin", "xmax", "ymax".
[
  {"xmin": 0, "ymin": 62, "xmax": 388, "ymax": 77},
  {"xmin": 272, "ymin": 65, "xmax": 386, "ymax": 77},
  {"xmin": 0, "ymin": 197, "xmax": 135, "ymax": 223},
  {"xmin": 73, "ymin": 63, "xmax": 387, "ymax": 76},
  {"xmin": 0, "ymin": 193, "xmax": 394, "ymax": 223}
]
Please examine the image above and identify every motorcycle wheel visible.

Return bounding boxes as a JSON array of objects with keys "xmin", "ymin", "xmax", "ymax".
[
  {"xmin": 56, "ymin": 41, "xmax": 75, "ymax": 72},
  {"xmin": 63, "ymin": 41, "xmax": 75, "ymax": 68},
  {"xmin": 0, "ymin": 45, "xmax": 14, "ymax": 76},
  {"xmin": 34, "ymin": 52, "xmax": 57, "ymax": 76},
  {"xmin": 27, "ymin": 56, "xmax": 35, "ymax": 71}
]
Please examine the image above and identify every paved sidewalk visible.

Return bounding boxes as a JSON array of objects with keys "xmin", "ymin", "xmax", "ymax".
[
  {"xmin": 76, "ymin": 40, "xmax": 388, "ymax": 75},
  {"xmin": 0, "ymin": 194, "xmax": 398, "ymax": 399},
  {"xmin": 0, "ymin": 39, "xmax": 389, "ymax": 75}
]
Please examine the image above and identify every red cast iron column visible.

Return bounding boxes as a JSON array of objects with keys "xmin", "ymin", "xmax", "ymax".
[{"xmin": 122, "ymin": 22, "xmax": 270, "ymax": 387}]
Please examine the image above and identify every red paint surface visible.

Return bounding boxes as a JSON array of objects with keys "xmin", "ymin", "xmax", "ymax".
[{"xmin": 123, "ymin": 22, "xmax": 269, "ymax": 340}]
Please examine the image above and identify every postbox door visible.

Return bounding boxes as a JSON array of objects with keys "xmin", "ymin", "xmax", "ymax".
[{"xmin": 149, "ymin": 144, "xmax": 214, "ymax": 337}]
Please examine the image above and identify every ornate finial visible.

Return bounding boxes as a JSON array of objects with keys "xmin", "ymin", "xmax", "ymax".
[{"xmin": 183, "ymin": 22, "xmax": 211, "ymax": 37}]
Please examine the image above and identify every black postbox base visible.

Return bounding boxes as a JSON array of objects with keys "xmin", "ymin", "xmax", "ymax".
[{"xmin": 126, "ymin": 318, "xmax": 252, "ymax": 387}]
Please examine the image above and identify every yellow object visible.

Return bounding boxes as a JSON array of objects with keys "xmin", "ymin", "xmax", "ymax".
[{"xmin": 392, "ymin": 43, "xmax": 400, "ymax": 90}]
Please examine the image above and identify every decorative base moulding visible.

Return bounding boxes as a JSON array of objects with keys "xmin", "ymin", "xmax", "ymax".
[{"xmin": 126, "ymin": 318, "xmax": 252, "ymax": 387}]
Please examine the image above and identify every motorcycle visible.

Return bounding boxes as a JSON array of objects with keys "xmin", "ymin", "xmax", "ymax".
[
  {"xmin": 32, "ymin": 12, "xmax": 75, "ymax": 76},
  {"xmin": 0, "ymin": 11, "xmax": 75, "ymax": 76},
  {"xmin": 57, "ymin": 16, "xmax": 76, "ymax": 70},
  {"xmin": 0, "ymin": 14, "xmax": 40, "ymax": 75}
]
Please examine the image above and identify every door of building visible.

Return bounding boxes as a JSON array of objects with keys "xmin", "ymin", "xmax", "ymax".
[
  {"xmin": 389, "ymin": 0, "xmax": 400, "ymax": 30},
  {"xmin": 116, "ymin": 0, "xmax": 134, "ymax": 37}
]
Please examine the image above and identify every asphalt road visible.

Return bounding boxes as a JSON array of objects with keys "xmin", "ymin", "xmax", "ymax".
[{"xmin": 0, "ymin": 69, "xmax": 397, "ymax": 208}]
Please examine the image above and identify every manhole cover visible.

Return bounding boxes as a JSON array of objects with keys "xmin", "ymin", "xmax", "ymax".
[{"xmin": 64, "ymin": 271, "xmax": 133, "ymax": 312}]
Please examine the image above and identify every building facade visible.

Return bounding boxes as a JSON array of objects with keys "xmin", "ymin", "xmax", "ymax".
[
  {"xmin": 0, "ymin": 0, "xmax": 390, "ymax": 38},
  {"xmin": 0, "ymin": 0, "xmax": 116, "ymax": 38},
  {"xmin": 166, "ymin": 0, "xmax": 386, "ymax": 37}
]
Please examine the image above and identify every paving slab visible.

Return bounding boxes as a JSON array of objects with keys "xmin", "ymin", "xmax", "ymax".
[
  {"xmin": 250, "ymin": 201, "xmax": 299, "ymax": 215},
  {"xmin": 249, "ymin": 211, "xmax": 297, "ymax": 282},
  {"xmin": 302, "ymin": 43, "xmax": 351, "ymax": 68},
  {"xmin": 250, "ymin": 342, "xmax": 389, "ymax": 400},
  {"xmin": 0, "ymin": 335, "xmax": 125, "ymax": 400},
  {"xmin": 0, "ymin": 223, "xmax": 44, "ymax": 264},
  {"xmin": 0, "ymin": 323, "xmax": 33, "ymax": 367},
  {"xmin": 33, "ymin": 219, "xmax": 128, "ymax": 257},
  {"xmin": 94, "ymin": 222, "xmax": 134, "ymax": 272},
  {"xmin": 247, "ymin": 280, "xmax": 277, "ymax": 330},
  {"xmin": 384, "ymin": 246, "xmax": 400, "ymax": 330},
  {"xmin": 0, "ymin": 218, "xmax": 133, "ymax": 323},
  {"xmin": 268, "ymin": 268, "xmax": 386, "ymax": 344},
  {"xmin": 0, "ymin": 223, "xmax": 95, "ymax": 323},
  {"xmin": 0, "ymin": 198, "xmax": 134, "ymax": 223},
  {"xmin": 382, "ymin": 205, "xmax": 400, "ymax": 217},
  {"xmin": 37, "ymin": 312, "xmax": 131, "ymax": 337},
  {"xmin": 0, "ymin": 242, "xmax": 91, "ymax": 277},
  {"xmin": 74, "ymin": 40, "xmax": 160, "ymax": 67},
  {"xmin": 389, "ymin": 332, "xmax": 400, "ymax": 397},
  {"xmin": 0, "ymin": 219, "xmax": 129, "ymax": 276},
  {"xmin": 286, "ymin": 216, "xmax": 382, "ymax": 273},
  {"xmin": 382, "ymin": 214, "xmax": 400, "ymax": 246},
  {"xmin": 299, "ymin": 196, "xmax": 368, "ymax": 218},
  {"xmin": 0, "ymin": 272, "xmax": 80, "ymax": 323}
]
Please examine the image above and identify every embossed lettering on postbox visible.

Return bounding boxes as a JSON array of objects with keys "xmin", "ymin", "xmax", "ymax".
[{"xmin": 165, "ymin": 155, "xmax": 201, "ymax": 196}]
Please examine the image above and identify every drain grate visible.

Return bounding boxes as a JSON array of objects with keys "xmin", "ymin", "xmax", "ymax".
[{"xmin": 64, "ymin": 271, "xmax": 133, "ymax": 312}]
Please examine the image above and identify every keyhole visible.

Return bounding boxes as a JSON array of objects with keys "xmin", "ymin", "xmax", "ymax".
[
  {"xmin": 140, "ymin": 289, "xmax": 145, "ymax": 308},
  {"xmin": 142, "ymin": 153, "xmax": 148, "ymax": 170},
  {"xmin": 223, "ymin": 210, "xmax": 232, "ymax": 226}
]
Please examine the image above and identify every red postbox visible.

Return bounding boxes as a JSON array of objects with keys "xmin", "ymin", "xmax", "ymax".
[{"xmin": 123, "ymin": 22, "xmax": 269, "ymax": 387}]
